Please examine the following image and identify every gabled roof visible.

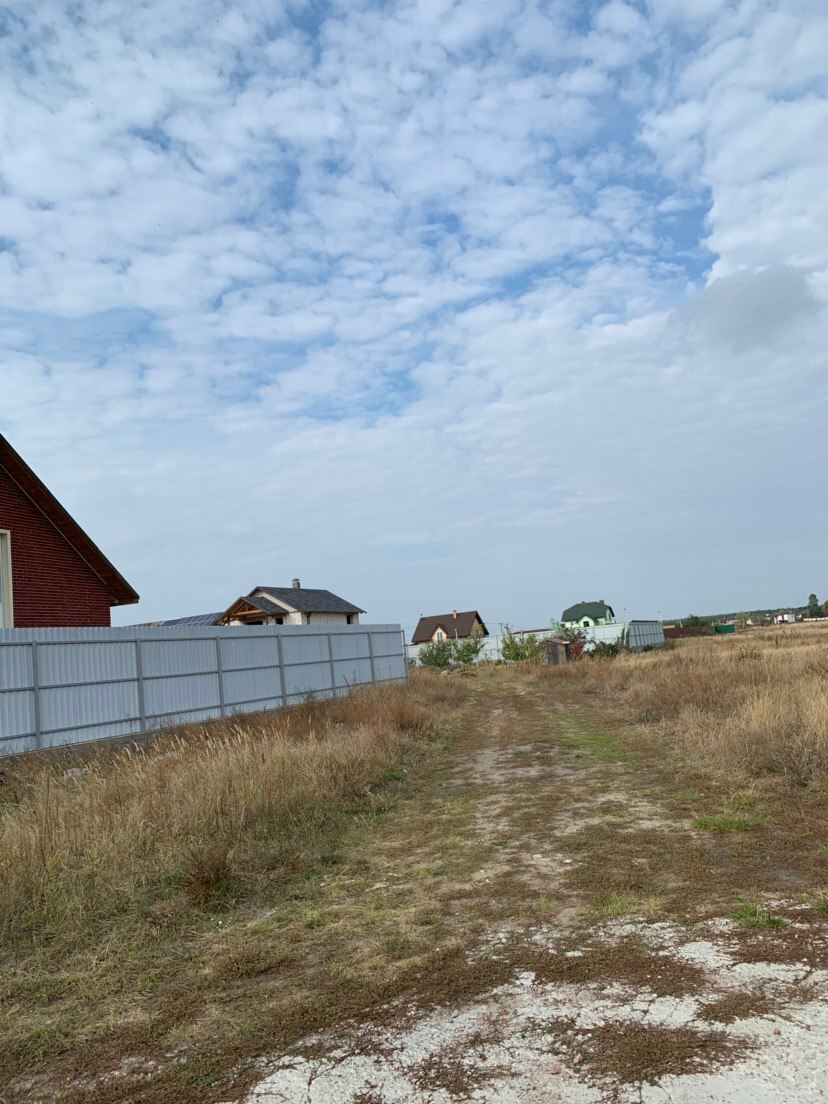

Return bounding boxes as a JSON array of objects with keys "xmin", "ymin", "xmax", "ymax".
[
  {"xmin": 562, "ymin": 601, "xmax": 614, "ymax": 623},
  {"xmin": 215, "ymin": 596, "xmax": 285, "ymax": 624},
  {"xmin": 411, "ymin": 611, "xmax": 488, "ymax": 644},
  {"xmin": 0, "ymin": 433, "xmax": 139, "ymax": 607},
  {"xmin": 253, "ymin": 586, "xmax": 365, "ymax": 615}
]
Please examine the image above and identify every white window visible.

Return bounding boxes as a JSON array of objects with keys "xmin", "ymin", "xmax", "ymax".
[{"xmin": 0, "ymin": 530, "xmax": 13, "ymax": 628}]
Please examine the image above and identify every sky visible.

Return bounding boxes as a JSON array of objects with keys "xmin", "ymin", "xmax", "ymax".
[{"xmin": 1, "ymin": 0, "xmax": 826, "ymax": 634}]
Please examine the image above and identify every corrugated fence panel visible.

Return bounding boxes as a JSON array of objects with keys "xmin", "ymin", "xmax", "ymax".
[
  {"xmin": 38, "ymin": 641, "xmax": 136, "ymax": 687},
  {"xmin": 40, "ymin": 681, "xmax": 141, "ymax": 736},
  {"xmin": 333, "ymin": 657, "xmax": 373, "ymax": 688},
  {"xmin": 330, "ymin": 632, "xmax": 371, "ymax": 661},
  {"xmin": 0, "ymin": 690, "xmax": 35, "ymax": 743},
  {"xmin": 41, "ymin": 715, "xmax": 142, "ymax": 750},
  {"xmin": 628, "ymin": 621, "xmax": 665, "ymax": 650},
  {"xmin": 222, "ymin": 667, "xmax": 281, "ymax": 708},
  {"xmin": 219, "ymin": 635, "xmax": 280, "ymax": 672},
  {"xmin": 2, "ymin": 734, "xmax": 34, "ymax": 756},
  {"xmin": 283, "ymin": 661, "xmax": 335, "ymax": 701},
  {"xmin": 280, "ymin": 632, "xmax": 330, "ymax": 666},
  {"xmin": 141, "ymin": 638, "xmax": 217, "ymax": 677},
  {"xmin": 144, "ymin": 673, "xmax": 222, "ymax": 718},
  {"xmin": 371, "ymin": 631, "xmax": 405, "ymax": 658},
  {"xmin": 0, "ymin": 624, "xmax": 405, "ymax": 755},
  {"xmin": 373, "ymin": 654, "xmax": 407, "ymax": 681},
  {"xmin": 0, "ymin": 645, "xmax": 33, "ymax": 690}
]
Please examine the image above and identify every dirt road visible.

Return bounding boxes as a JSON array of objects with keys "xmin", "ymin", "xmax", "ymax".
[
  {"xmin": 239, "ymin": 669, "xmax": 828, "ymax": 1103},
  {"xmin": 8, "ymin": 666, "xmax": 827, "ymax": 1104}
]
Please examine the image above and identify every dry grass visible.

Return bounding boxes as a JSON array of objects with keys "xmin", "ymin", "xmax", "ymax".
[
  {"xmin": 3, "ymin": 638, "xmax": 827, "ymax": 1103},
  {"xmin": 541, "ymin": 623, "xmax": 828, "ymax": 786},
  {"xmin": 0, "ymin": 677, "xmax": 448, "ymax": 948}
]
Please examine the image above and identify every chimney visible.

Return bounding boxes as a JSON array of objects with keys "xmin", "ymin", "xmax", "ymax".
[
  {"xmin": 453, "ymin": 610, "xmax": 457, "ymax": 619},
  {"xmin": 292, "ymin": 578, "xmax": 301, "ymax": 589}
]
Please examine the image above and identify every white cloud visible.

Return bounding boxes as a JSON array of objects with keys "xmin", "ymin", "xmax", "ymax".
[{"xmin": 1, "ymin": 0, "xmax": 827, "ymax": 631}]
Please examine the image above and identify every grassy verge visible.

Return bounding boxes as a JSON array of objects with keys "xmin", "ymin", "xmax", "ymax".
[
  {"xmin": 539, "ymin": 622, "xmax": 828, "ymax": 787},
  {"xmin": 0, "ymin": 674, "xmax": 470, "ymax": 1102}
]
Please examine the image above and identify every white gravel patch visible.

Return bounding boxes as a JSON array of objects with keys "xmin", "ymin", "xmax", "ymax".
[{"xmin": 239, "ymin": 918, "xmax": 828, "ymax": 1104}]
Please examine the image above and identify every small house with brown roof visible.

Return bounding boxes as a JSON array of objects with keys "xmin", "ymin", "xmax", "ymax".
[
  {"xmin": 411, "ymin": 610, "xmax": 489, "ymax": 645},
  {"xmin": 0, "ymin": 433, "xmax": 139, "ymax": 628}
]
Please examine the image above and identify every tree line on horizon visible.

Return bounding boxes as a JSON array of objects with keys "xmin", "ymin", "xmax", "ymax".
[{"xmin": 672, "ymin": 592, "xmax": 828, "ymax": 627}]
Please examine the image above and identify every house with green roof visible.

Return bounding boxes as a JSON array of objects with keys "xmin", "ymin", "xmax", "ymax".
[{"xmin": 561, "ymin": 600, "xmax": 616, "ymax": 630}]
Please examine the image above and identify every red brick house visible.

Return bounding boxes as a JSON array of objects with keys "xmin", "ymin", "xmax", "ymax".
[{"xmin": 0, "ymin": 434, "xmax": 139, "ymax": 628}]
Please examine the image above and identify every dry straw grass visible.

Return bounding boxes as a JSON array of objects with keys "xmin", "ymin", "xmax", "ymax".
[
  {"xmin": 546, "ymin": 624, "xmax": 828, "ymax": 786},
  {"xmin": 0, "ymin": 677, "xmax": 450, "ymax": 947}
]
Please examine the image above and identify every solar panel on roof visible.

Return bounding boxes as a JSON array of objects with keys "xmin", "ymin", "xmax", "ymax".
[
  {"xmin": 138, "ymin": 612, "xmax": 222, "ymax": 627},
  {"xmin": 170, "ymin": 613, "xmax": 222, "ymax": 626}
]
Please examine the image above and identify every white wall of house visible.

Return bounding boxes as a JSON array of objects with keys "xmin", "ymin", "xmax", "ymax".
[
  {"xmin": 228, "ymin": 610, "xmax": 358, "ymax": 627},
  {"xmin": 307, "ymin": 611, "xmax": 358, "ymax": 625}
]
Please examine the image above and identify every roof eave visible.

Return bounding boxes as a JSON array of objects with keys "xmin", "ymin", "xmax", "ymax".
[{"xmin": 0, "ymin": 434, "xmax": 139, "ymax": 606}]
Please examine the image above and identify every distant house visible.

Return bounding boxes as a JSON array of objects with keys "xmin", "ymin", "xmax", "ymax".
[
  {"xmin": 217, "ymin": 579, "xmax": 364, "ymax": 626},
  {"xmin": 561, "ymin": 600, "xmax": 616, "ymax": 630},
  {"xmin": 0, "ymin": 433, "xmax": 139, "ymax": 628},
  {"xmin": 411, "ymin": 610, "xmax": 489, "ymax": 645},
  {"xmin": 773, "ymin": 612, "xmax": 796, "ymax": 624}
]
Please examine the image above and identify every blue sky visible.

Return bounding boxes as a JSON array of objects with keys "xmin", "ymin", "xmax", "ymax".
[{"xmin": 1, "ymin": 0, "xmax": 826, "ymax": 633}]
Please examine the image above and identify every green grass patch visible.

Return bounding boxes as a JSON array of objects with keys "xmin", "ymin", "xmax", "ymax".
[
  {"xmin": 732, "ymin": 902, "xmax": 784, "ymax": 929},
  {"xmin": 558, "ymin": 716, "xmax": 625, "ymax": 762},
  {"xmin": 591, "ymin": 893, "xmax": 665, "ymax": 920},
  {"xmin": 593, "ymin": 893, "xmax": 639, "ymax": 918},
  {"xmin": 802, "ymin": 893, "xmax": 828, "ymax": 915},
  {"xmin": 693, "ymin": 815, "xmax": 759, "ymax": 833}
]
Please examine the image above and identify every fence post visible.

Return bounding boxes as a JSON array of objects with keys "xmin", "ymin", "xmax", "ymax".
[
  {"xmin": 275, "ymin": 632, "xmax": 287, "ymax": 707},
  {"xmin": 367, "ymin": 630, "xmax": 376, "ymax": 684},
  {"xmin": 31, "ymin": 641, "xmax": 42, "ymax": 752},
  {"xmin": 135, "ymin": 638, "xmax": 148, "ymax": 733},
  {"xmin": 326, "ymin": 632, "xmax": 337, "ymax": 698},
  {"xmin": 215, "ymin": 634, "xmax": 227, "ymax": 718}
]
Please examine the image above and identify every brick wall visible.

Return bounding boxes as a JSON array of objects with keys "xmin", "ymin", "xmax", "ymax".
[{"xmin": 0, "ymin": 464, "xmax": 112, "ymax": 627}]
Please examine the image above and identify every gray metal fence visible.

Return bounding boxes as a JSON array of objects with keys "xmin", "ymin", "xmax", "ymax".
[
  {"xmin": 0, "ymin": 623, "xmax": 407, "ymax": 757},
  {"xmin": 405, "ymin": 621, "xmax": 665, "ymax": 666}
]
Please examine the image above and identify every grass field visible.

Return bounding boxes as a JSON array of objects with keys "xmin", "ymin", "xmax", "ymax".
[
  {"xmin": 552, "ymin": 621, "xmax": 828, "ymax": 785},
  {"xmin": 2, "ymin": 625, "xmax": 827, "ymax": 1102}
]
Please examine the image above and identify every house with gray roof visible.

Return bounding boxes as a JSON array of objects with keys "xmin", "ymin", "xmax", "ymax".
[
  {"xmin": 217, "ymin": 579, "xmax": 365, "ymax": 627},
  {"xmin": 561, "ymin": 600, "xmax": 615, "ymax": 630}
]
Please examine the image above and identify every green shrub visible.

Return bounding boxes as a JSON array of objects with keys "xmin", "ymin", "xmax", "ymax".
[
  {"xmin": 500, "ymin": 629, "xmax": 548, "ymax": 664},
  {"xmin": 590, "ymin": 628, "xmax": 629, "ymax": 659},
  {"xmin": 418, "ymin": 639, "xmax": 455, "ymax": 669},
  {"xmin": 452, "ymin": 637, "xmax": 487, "ymax": 665},
  {"xmin": 418, "ymin": 637, "xmax": 486, "ymax": 669}
]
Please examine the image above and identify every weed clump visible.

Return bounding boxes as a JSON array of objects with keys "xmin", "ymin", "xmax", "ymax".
[{"xmin": 732, "ymin": 902, "xmax": 785, "ymax": 929}]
